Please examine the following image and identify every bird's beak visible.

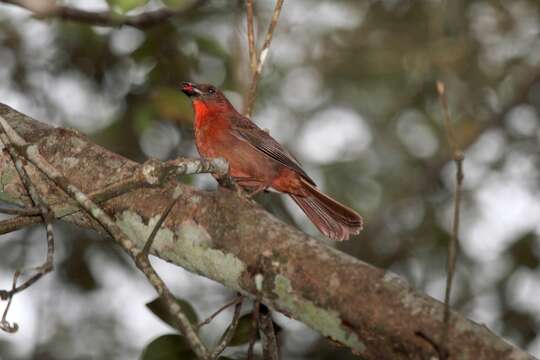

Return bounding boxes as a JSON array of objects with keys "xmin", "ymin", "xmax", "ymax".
[{"xmin": 181, "ymin": 82, "xmax": 202, "ymax": 97}]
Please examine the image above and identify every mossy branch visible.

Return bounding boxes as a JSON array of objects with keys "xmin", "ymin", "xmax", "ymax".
[{"xmin": 0, "ymin": 102, "xmax": 535, "ymax": 360}]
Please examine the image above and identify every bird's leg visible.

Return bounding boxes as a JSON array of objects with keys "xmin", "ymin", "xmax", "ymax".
[
  {"xmin": 216, "ymin": 174, "xmax": 246, "ymax": 197},
  {"xmin": 229, "ymin": 177, "xmax": 269, "ymax": 198},
  {"xmin": 246, "ymin": 184, "xmax": 268, "ymax": 198}
]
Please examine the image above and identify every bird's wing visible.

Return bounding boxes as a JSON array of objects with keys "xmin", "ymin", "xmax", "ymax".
[{"xmin": 229, "ymin": 115, "xmax": 316, "ymax": 185}]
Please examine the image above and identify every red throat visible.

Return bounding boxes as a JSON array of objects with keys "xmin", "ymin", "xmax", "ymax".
[{"xmin": 193, "ymin": 100, "xmax": 210, "ymax": 128}]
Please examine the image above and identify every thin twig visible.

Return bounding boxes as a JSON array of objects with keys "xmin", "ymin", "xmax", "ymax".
[
  {"xmin": 247, "ymin": 300, "xmax": 261, "ymax": 360},
  {"xmin": 244, "ymin": 0, "xmax": 285, "ymax": 117},
  {"xmin": 0, "ymin": 0, "xmax": 208, "ymax": 29},
  {"xmin": 436, "ymin": 81, "xmax": 464, "ymax": 358},
  {"xmin": 0, "ymin": 205, "xmax": 40, "ymax": 216},
  {"xmin": 210, "ymin": 297, "xmax": 244, "ymax": 359},
  {"xmin": 415, "ymin": 330, "xmax": 449, "ymax": 360},
  {"xmin": 0, "ymin": 125, "xmax": 55, "ymax": 310},
  {"xmin": 142, "ymin": 185, "xmax": 182, "ymax": 256},
  {"xmin": 197, "ymin": 295, "xmax": 242, "ymax": 330},
  {"xmin": 0, "ymin": 215, "xmax": 41, "ymax": 235},
  {"xmin": 246, "ymin": 0, "xmax": 257, "ymax": 76},
  {"xmin": 258, "ymin": 304, "xmax": 279, "ymax": 360},
  {"xmin": 0, "ymin": 272, "xmax": 20, "ymax": 333},
  {"xmin": 0, "ymin": 115, "xmax": 211, "ymax": 360}
]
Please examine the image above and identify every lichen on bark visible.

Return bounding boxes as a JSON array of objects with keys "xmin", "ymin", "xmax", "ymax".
[{"xmin": 115, "ymin": 210, "xmax": 246, "ymax": 290}]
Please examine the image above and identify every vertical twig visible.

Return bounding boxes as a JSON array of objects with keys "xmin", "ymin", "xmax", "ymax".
[
  {"xmin": 244, "ymin": 0, "xmax": 285, "ymax": 117},
  {"xmin": 246, "ymin": 0, "xmax": 257, "ymax": 76},
  {"xmin": 247, "ymin": 300, "xmax": 261, "ymax": 360},
  {"xmin": 210, "ymin": 297, "xmax": 244, "ymax": 359},
  {"xmin": 259, "ymin": 304, "xmax": 279, "ymax": 360},
  {"xmin": 436, "ymin": 80, "xmax": 464, "ymax": 357}
]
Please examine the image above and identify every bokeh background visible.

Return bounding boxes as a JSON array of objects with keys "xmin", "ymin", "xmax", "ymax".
[{"xmin": 1, "ymin": 0, "xmax": 540, "ymax": 358}]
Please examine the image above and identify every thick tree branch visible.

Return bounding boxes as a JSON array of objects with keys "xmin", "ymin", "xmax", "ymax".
[
  {"xmin": 0, "ymin": 0, "xmax": 207, "ymax": 29},
  {"xmin": 0, "ymin": 103, "xmax": 535, "ymax": 359},
  {"xmin": 0, "ymin": 113, "xmax": 212, "ymax": 359}
]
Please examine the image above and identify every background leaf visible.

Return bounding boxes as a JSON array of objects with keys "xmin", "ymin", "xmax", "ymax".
[
  {"xmin": 107, "ymin": 0, "xmax": 149, "ymax": 13},
  {"xmin": 146, "ymin": 296, "xmax": 199, "ymax": 329},
  {"xmin": 219, "ymin": 313, "xmax": 259, "ymax": 347},
  {"xmin": 141, "ymin": 334, "xmax": 195, "ymax": 360},
  {"xmin": 162, "ymin": 0, "xmax": 189, "ymax": 9}
]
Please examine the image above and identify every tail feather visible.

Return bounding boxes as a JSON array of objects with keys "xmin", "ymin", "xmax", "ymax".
[{"xmin": 290, "ymin": 179, "xmax": 363, "ymax": 241}]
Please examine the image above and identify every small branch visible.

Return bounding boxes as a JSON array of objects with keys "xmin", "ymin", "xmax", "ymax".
[
  {"xmin": 0, "ymin": 205, "xmax": 40, "ymax": 216},
  {"xmin": 259, "ymin": 305, "xmax": 279, "ymax": 360},
  {"xmin": 0, "ymin": 272, "xmax": 20, "ymax": 333},
  {"xmin": 246, "ymin": 0, "xmax": 257, "ymax": 76},
  {"xmin": 0, "ymin": 0, "xmax": 207, "ymax": 29},
  {"xmin": 0, "ymin": 215, "xmax": 41, "ymax": 235},
  {"xmin": 210, "ymin": 297, "xmax": 244, "ymax": 359},
  {"xmin": 142, "ymin": 185, "xmax": 182, "ymax": 256},
  {"xmin": 197, "ymin": 295, "xmax": 243, "ymax": 330},
  {"xmin": 244, "ymin": 0, "xmax": 285, "ymax": 117},
  {"xmin": 436, "ymin": 81, "xmax": 465, "ymax": 356},
  {"xmin": 0, "ymin": 122, "xmax": 55, "ymax": 321},
  {"xmin": 0, "ymin": 115, "xmax": 211, "ymax": 360},
  {"xmin": 247, "ymin": 300, "xmax": 261, "ymax": 360}
]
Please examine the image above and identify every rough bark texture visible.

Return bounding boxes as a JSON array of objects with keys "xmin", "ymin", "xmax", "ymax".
[{"xmin": 0, "ymin": 103, "xmax": 535, "ymax": 360}]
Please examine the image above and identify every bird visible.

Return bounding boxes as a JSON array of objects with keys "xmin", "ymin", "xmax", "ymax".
[{"xmin": 181, "ymin": 82, "xmax": 363, "ymax": 240}]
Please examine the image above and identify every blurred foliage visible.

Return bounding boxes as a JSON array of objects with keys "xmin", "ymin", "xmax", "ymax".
[
  {"xmin": 141, "ymin": 334, "xmax": 196, "ymax": 360},
  {"xmin": 107, "ymin": 0, "xmax": 149, "ymax": 13},
  {"xmin": 218, "ymin": 313, "xmax": 258, "ymax": 347},
  {"xmin": 146, "ymin": 295, "xmax": 199, "ymax": 328},
  {"xmin": 0, "ymin": 0, "xmax": 540, "ymax": 358}
]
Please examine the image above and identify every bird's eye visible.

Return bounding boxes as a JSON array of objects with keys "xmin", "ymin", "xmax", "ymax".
[{"xmin": 208, "ymin": 87, "xmax": 216, "ymax": 95}]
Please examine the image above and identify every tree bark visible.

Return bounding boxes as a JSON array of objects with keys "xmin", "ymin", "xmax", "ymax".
[{"xmin": 0, "ymin": 102, "xmax": 535, "ymax": 360}]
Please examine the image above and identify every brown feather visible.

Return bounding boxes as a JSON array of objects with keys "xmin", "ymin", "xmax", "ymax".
[
  {"xmin": 186, "ymin": 82, "xmax": 363, "ymax": 240},
  {"xmin": 290, "ymin": 178, "xmax": 363, "ymax": 241}
]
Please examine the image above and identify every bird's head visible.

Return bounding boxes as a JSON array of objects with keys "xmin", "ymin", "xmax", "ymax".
[
  {"xmin": 181, "ymin": 82, "xmax": 227, "ymax": 103},
  {"xmin": 181, "ymin": 82, "xmax": 234, "ymax": 118}
]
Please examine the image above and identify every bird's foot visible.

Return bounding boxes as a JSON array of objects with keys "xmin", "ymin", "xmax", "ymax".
[{"xmin": 245, "ymin": 185, "xmax": 268, "ymax": 198}]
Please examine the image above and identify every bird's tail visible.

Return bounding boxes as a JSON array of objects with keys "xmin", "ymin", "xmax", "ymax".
[{"xmin": 290, "ymin": 179, "xmax": 363, "ymax": 241}]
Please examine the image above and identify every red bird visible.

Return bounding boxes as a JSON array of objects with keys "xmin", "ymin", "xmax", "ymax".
[{"xmin": 181, "ymin": 82, "xmax": 363, "ymax": 240}]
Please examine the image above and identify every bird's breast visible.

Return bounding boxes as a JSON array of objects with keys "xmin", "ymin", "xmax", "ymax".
[{"xmin": 194, "ymin": 112, "xmax": 236, "ymax": 159}]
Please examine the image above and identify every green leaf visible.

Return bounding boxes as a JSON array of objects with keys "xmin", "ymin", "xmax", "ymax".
[
  {"xmin": 58, "ymin": 239, "xmax": 98, "ymax": 291},
  {"xmin": 146, "ymin": 296, "xmax": 199, "ymax": 329},
  {"xmin": 195, "ymin": 36, "xmax": 228, "ymax": 59},
  {"xmin": 162, "ymin": 0, "xmax": 188, "ymax": 9},
  {"xmin": 107, "ymin": 0, "xmax": 149, "ymax": 13},
  {"xmin": 141, "ymin": 334, "xmax": 195, "ymax": 360},
  {"xmin": 219, "ymin": 313, "xmax": 259, "ymax": 347},
  {"xmin": 509, "ymin": 232, "xmax": 539, "ymax": 269}
]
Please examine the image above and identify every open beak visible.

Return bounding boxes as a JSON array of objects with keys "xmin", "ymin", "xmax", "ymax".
[{"xmin": 181, "ymin": 82, "xmax": 202, "ymax": 97}]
